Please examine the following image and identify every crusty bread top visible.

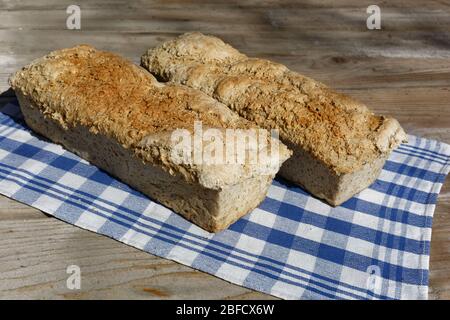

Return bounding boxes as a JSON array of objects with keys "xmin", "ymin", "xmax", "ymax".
[
  {"xmin": 10, "ymin": 45, "xmax": 291, "ymax": 189},
  {"xmin": 142, "ymin": 32, "xmax": 407, "ymax": 174},
  {"xmin": 10, "ymin": 45, "xmax": 248, "ymax": 143}
]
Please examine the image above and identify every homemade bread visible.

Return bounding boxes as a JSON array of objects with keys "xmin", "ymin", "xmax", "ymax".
[
  {"xmin": 141, "ymin": 32, "xmax": 408, "ymax": 206},
  {"xmin": 9, "ymin": 45, "xmax": 291, "ymax": 232}
]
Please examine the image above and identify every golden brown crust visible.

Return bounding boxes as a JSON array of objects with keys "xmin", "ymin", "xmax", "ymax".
[
  {"xmin": 10, "ymin": 45, "xmax": 249, "ymax": 147},
  {"xmin": 142, "ymin": 32, "xmax": 407, "ymax": 174},
  {"xmin": 10, "ymin": 45, "xmax": 291, "ymax": 189}
]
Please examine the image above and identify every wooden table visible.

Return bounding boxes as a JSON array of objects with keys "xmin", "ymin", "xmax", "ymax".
[{"xmin": 0, "ymin": 0, "xmax": 449, "ymax": 299}]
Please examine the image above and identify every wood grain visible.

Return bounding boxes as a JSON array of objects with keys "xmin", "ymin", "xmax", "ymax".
[{"xmin": 0, "ymin": 0, "xmax": 449, "ymax": 299}]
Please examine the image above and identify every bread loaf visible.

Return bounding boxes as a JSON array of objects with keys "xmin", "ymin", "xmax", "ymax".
[
  {"xmin": 141, "ymin": 32, "xmax": 408, "ymax": 206},
  {"xmin": 9, "ymin": 45, "xmax": 291, "ymax": 232}
]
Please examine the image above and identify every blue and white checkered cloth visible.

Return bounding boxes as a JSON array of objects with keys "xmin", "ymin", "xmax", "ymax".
[{"xmin": 0, "ymin": 100, "xmax": 449, "ymax": 300}]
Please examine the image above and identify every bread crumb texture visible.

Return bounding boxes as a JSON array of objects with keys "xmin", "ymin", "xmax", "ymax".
[{"xmin": 142, "ymin": 32, "xmax": 407, "ymax": 174}]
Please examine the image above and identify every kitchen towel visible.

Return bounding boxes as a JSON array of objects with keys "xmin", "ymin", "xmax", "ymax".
[{"xmin": 0, "ymin": 100, "xmax": 449, "ymax": 300}]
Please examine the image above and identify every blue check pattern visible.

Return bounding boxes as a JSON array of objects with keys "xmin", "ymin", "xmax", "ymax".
[{"xmin": 0, "ymin": 100, "xmax": 449, "ymax": 300}]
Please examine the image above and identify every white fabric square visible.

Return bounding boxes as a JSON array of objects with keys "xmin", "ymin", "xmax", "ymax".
[
  {"xmin": 267, "ymin": 184, "xmax": 287, "ymax": 201},
  {"xmin": 0, "ymin": 147, "xmax": 10, "ymax": 161},
  {"xmin": 168, "ymin": 244, "xmax": 201, "ymax": 266},
  {"xmin": 345, "ymin": 236, "xmax": 376, "ymax": 258},
  {"xmin": 295, "ymin": 223, "xmax": 324, "ymax": 243},
  {"xmin": 41, "ymin": 141, "xmax": 65, "ymax": 155},
  {"xmin": 271, "ymin": 280, "xmax": 305, "ymax": 300},
  {"xmin": 19, "ymin": 158, "xmax": 48, "ymax": 175},
  {"xmin": 286, "ymin": 250, "xmax": 316, "ymax": 273},
  {"xmin": 75, "ymin": 211, "xmax": 107, "ymax": 232},
  {"xmin": 120, "ymin": 228, "xmax": 152, "ymax": 249},
  {"xmin": 98, "ymin": 185, "xmax": 130, "ymax": 205},
  {"xmin": 304, "ymin": 196, "xmax": 331, "ymax": 215},
  {"xmin": 0, "ymin": 179, "xmax": 23, "ymax": 197},
  {"xmin": 248, "ymin": 208, "xmax": 277, "ymax": 229},
  {"xmin": 215, "ymin": 261, "xmax": 252, "ymax": 286},
  {"xmin": 57, "ymin": 171, "xmax": 87, "ymax": 189},
  {"xmin": 234, "ymin": 234, "xmax": 266, "ymax": 256},
  {"xmin": 32, "ymin": 194, "xmax": 64, "ymax": 213}
]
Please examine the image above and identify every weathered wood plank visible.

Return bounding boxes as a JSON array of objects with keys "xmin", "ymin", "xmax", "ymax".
[
  {"xmin": 1, "ymin": 7, "xmax": 450, "ymax": 32},
  {"xmin": 0, "ymin": 217, "xmax": 277, "ymax": 299}
]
